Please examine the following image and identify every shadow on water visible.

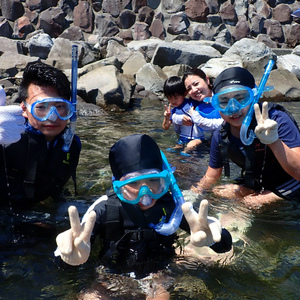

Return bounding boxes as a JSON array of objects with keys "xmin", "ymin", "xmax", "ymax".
[{"xmin": 1, "ymin": 99, "xmax": 300, "ymax": 299}]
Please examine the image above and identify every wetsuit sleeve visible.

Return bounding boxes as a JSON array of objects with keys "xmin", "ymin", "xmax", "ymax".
[
  {"xmin": 209, "ymin": 128, "xmax": 224, "ymax": 169},
  {"xmin": 171, "ymin": 113, "xmax": 184, "ymax": 125},
  {"xmin": 210, "ymin": 228, "xmax": 232, "ymax": 253},
  {"xmin": 191, "ymin": 110, "xmax": 223, "ymax": 131},
  {"xmin": 81, "ymin": 195, "xmax": 108, "ymax": 241}
]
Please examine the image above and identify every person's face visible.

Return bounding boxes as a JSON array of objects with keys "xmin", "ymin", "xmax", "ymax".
[
  {"xmin": 167, "ymin": 93, "xmax": 185, "ymax": 107},
  {"xmin": 21, "ymin": 84, "xmax": 68, "ymax": 142},
  {"xmin": 220, "ymin": 105, "xmax": 251, "ymax": 129},
  {"xmin": 184, "ymin": 75, "xmax": 212, "ymax": 102},
  {"xmin": 121, "ymin": 177, "xmax": 160, "ymax": 210}
]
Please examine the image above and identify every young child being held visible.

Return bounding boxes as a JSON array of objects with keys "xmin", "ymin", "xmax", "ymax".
[{"xmin": 162, "ymin": 76, "xmax": 223, "ymax": 154}]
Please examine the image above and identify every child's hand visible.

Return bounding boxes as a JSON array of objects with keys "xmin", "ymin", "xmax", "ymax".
[
  {"xmin": 56, "ymin": 206, "xmax": 96, "ymax": 266},
  {"xmin": 182, "ymin": 200, "xmax": 221, "ymax": 247},
  {"xmin": 182, "ymin": 115, "xmax": 193, "ymax": 126},
  {"xmin": 254, "ymin": 101, "xmax": 279, "ymax": 144},
  {"xmin": 164, "ymin": 104, "xmax": 171, "ymax": 118}
]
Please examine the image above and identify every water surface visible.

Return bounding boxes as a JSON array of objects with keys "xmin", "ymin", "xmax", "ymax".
[{"xmin": 0, "ymin": 99, "xmax": 299, "ymax": 299}]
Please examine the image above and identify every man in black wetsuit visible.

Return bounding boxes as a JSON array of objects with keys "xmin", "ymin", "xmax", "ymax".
[{"xmin": 0, "ymin": 62, "xmax": 81, "ymax": 210}]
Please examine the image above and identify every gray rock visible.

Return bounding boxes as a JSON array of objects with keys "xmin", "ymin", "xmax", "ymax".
[
  {"xmin": 127, "ymin": 38, "xmax": 162, "ymax": 61},
  {"xmin": 73, "ymin": 1, "xmax": 94, "ymax": 33},
  {"xmin": 162, "ymin": 64, "xmax": 190, "ymax": 78},
  {"xmin": 167, "ymin": 12, "xmax": 189, "ymax": 35},
  {"xmin": 28, "ymin": 32, "xmax": 54, "ymax": 59},
  {"xmin": 117, "ymin": 9, "xmax": 136, "ymax": 29},
  {"xmin": 200, "ymin": 56, "xmax": 243, "ymax": 79},
  {"xmin": 106, "ymin": 39, "xmax": 132, "ymax": 64},
  {"xmin": 272, "ymin": 4, "xmax": 292, "ymax": 24},
  {"xmin": 77, "ymin": 64, "xmax": 132, "ymax": 108},
  {"xmin": 149, "ymin": 13, "xmax": 165, "ymax": 40},
  {"xmin": 94, "ymin": 13, "xmax": 119, "ymax": 37},
  {"xmin": 185, "ymin": 0, "xmax": 209, "ymax": 23},
  {"xmin": 122, "ymin": 51, "xmax": 147, "ymax": 76},
  {"xmin": 102, "ymin": 0, "xmax": 131, "ymax": 18},
  {"xmin": 263, "ymin": 68, "xmax": 300, "ymax": 101},
  {"xmin": 277, "ymin": 54, "xmax": 300, "ymax": 80},
  {"xmin": 224, "ymin": 38, "xmax": 275, "ymax": 77},
  {"xmin": 37, "ymin": 7, "xmax": 67, "ymax": 38},
  {"xmin": 0, "ymin": 52, "xmax": 38, "ymax": 78},
  {"xmin": 136, "ymin": 63, "xmax": 167, "ymax": 93},
  {"xmin": 131, "ymin": 22, "xmax": 151, "ymax": 40},
  {"xmin": 0, "ymin": 36, "xmax": 22, "ymax": 54},
  {"xmin": 1, "ymin": 0, "xmax": 24, "ymax": 22},
  {"xmin": 0, "ymin": 17, "xmax": 13, "ymax": 38},
  {"xmin": 151, "ymin": 41, "xmax": 222, "ymax": 68},
  {"xmin": 162, "ymin": 0, "xmax": 184, "ymax": 13},
  {"xmin": 59, "ymin": 25, "xmax": 85, "ymax": 41}
]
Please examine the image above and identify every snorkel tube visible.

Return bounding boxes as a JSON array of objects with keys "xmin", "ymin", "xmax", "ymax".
[
  {"xmin": 148, "ymin": 151, "xmax": 185, "ymax": 236},
  {"xmin": 63, "ymin": 45, "xmax": 78, "ymax": 152},
  {"xmin": 240, "ymin": 58, "xmax": 275, "ymax": 145}
]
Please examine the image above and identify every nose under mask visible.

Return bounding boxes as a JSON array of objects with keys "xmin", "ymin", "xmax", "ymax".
[
  {"xmin": 225, "ymin": 98, "xmax": 243, "ymax": 115},
  {"xmin": 140, "ymin": 194, "xmax": 152, "ymax": 206},
  {"xmin": 47, "ymin": 107, "xmax": 58, "ymax": 121}
]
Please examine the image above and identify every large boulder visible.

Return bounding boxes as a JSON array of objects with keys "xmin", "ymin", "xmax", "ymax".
[
  {"xmin": 0, "ymin": 52, "xmax": 38, "ymax": 78},
  {"xmin": 224, "ymin": 38, "xmax": 275, "ymax": 78},
  {"xmin": 77, "ymin": 64, "xmax": 132, "ymax": 109},
  {"xmin": 277, "ymin": 54, "xmax": 300, "ymax": 80},
  {"xmin": 28, "ymin": 33, "xmax": 54, "ymax": 59},
  {"xmin": 47, "ymin": 38, "xmax": 96, "ymax": 69},
  {"xmin": 135, "ymin": 63, "xmax": 167, "ymax": 93},
  {"xmin": 263, "ymin": 68, "xmax": 300, "ymax": 101},
  {"xmin": 151, "ymin": 41, "xmax": 222, "ymax": 68}
]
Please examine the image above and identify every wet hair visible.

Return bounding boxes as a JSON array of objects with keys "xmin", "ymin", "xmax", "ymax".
[
  {"xmin": 212, "ymin": 67, "xmax": 256, "ymax": 94},
  {"xmin": 182, "ymin": 68, "xmax": 213, "ymax": 90},
  {"xmin": 109, "ymin": 134, "xmax": 163, "ymax": 180},
  {"xmin": 18, "ymin": 61, "xmax": 71, "ymax": 102},
  {"xmin": 163, "ymin": 76, "xmax": 186, "ymax": 98}
]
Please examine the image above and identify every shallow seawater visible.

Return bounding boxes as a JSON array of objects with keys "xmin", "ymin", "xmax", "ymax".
[{"xmin": 0, "ymin": 99, "xmax": 300, "ymax": 299}]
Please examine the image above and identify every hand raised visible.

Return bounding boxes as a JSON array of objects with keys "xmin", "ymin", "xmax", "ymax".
[
  {"xmin": 254, "ymin": 102, "xmax": 278, "ymax": 144},
  {"xmin": 0, "ymin": 86, "xmax": 25, "ymax": 145},
  {"xmin": 56, "ymin": 206, "xmax": 96, "ymax": 266},
  {"xmin": 164, "ymin": 103, "xmax": 171, "ymax": 118},
  {"xmin": 182, "ymin": 200, "xmax": 221, "ymax": 247}
]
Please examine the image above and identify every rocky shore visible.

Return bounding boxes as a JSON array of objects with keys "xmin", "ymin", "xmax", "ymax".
[{"xmin": 0, "ymin": 0, "xmax": 300, "ymax": 113}]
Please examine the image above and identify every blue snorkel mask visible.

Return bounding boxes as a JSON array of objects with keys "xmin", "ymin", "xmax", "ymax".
[
  {"xmin": 204, "ymin": 85, "xmax": 257, "ymax": 116},
  {"xmin": 23, "ymin": 98, "xmax": 74, "ymax": 122},
  {"xmin": 113, "ymin": 169, "xmax": 171, "ymax": 206},
  {"xmin": 112, "ymin": 150, "xmax": 185, "ymax": 236}
]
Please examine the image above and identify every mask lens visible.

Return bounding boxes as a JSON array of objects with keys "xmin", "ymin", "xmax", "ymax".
[
  {"xmin": 113, "ymin": 169, "xmax": 169, "ymax": 204},
  {"xmin": 29, "ymin": 98, "xmax": 73, "ymax": 121},
  {"xmin": 121, "ymin": 176, "xmax": 166, "ymax": 201},
  {"xmin": 213, "ymin": 85, "xmax": 253, "ymax": 114}
]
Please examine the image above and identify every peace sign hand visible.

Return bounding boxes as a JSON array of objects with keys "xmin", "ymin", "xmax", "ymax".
[
  {"xmin": 254, "ymin": 102, "xmax": 279, "ymax": 145},
  {"xmin": 56, "ymin": 206, "xmax": 96, "ymax": 266},
  {"xmin": 164, "ymin": 103, "xmax": 171, "ymax": 118},
  {"xmin": 181, "ymin": 200, "xmax": 222, "ymax": 247}
]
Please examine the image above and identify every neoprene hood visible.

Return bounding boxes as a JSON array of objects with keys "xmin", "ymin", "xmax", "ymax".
[
  {"xmin": 109, "ymin": 134, "xmax": 163, "ymax": 180},
  {"xmin": 213, "ymin": 67, "xmax": 256, "ymax": 94}
]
